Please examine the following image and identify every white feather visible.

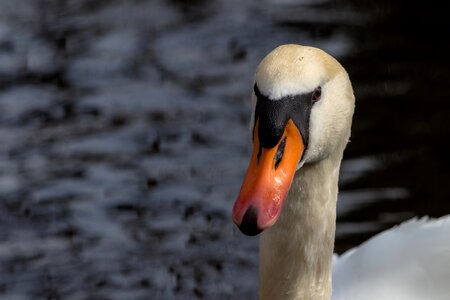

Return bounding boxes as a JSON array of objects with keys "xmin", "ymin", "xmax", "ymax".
[{"xmin": 332, "ymin": 216, "xmax": 450, "ymax": 300}]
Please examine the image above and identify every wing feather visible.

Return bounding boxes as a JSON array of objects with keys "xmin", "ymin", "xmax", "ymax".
[{"xmin": 332, "ymin": 215, "xmax": 450, "ymax": 300}]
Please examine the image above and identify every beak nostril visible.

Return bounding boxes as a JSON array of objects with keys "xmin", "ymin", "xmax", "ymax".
[{"xmin": 274, "ymin": 137, "xmax": 286, "ymax": 170}]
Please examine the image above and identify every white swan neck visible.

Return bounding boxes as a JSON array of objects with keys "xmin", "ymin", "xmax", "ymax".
[{"xmin": 259, "ymin": 155, "xmax": 341, "ymax": 300}]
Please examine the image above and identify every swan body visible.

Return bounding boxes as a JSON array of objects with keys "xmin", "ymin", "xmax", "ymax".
[
  {"xmin": 333, "ymin": 216, "xmax": 450, "ymax": 300},
  {"xmin": 231, "ymin": 44, "xmax": 450, "ymax": 300}
]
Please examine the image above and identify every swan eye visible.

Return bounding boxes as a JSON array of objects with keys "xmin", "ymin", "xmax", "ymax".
[{"xmin": 312, "ymin": 86, "xmax": 321, "ymax": 102}]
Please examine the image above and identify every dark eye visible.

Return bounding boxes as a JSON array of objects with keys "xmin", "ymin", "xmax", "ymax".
[{"xmin": 312, "ymin": 86, "xmax": 321, "ymax": 102}]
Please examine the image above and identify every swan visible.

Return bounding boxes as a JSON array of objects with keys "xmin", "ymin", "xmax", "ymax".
[{"xmin": 231, "ymin": 44, "xmax": 450, "ymax": 300}]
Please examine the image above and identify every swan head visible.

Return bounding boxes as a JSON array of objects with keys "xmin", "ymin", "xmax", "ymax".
[{"xmin": 232, "ymin": 44, "xmax": 355, "ymax": 236}]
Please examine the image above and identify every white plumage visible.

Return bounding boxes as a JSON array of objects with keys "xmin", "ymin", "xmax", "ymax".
[{"xmin": 333, "ymin": 216, "xmax": 450, "ymax": 300}]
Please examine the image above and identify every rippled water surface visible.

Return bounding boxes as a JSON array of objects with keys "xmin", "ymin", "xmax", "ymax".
[{"xmin": 0, "ymin": 0, "xmax": 449, "ymax": 299}]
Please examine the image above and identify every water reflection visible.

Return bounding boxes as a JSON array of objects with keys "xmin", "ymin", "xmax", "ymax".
[{"xmin": 0, "ymin": 0, "xmax": 448, "ymax": 299}]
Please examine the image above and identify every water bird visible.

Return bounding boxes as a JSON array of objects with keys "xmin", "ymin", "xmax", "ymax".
[{"xmin": 232, "ymin": 44, "xmax": 450, "ymax": 300}]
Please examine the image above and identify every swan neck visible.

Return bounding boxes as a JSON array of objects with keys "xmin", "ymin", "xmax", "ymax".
[{"xmin": 259, "ymin": 154, "xmax": 341, "ymax": 300}]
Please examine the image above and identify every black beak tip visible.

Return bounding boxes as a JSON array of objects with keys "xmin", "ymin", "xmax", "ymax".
[{"xmin": 237, "ymin": 206, "xmax": 262, "ymax": 236}]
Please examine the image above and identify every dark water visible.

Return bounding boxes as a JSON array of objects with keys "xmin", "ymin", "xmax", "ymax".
[
  {"xmin": 0, "ymin": 0, "xmax": 449, "ymax": 299},
  {"xmin": 334, "ymin": 0, "xmax": 450, "ymax": 251}
]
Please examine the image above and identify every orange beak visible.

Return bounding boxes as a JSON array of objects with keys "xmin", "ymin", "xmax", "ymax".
[{"xmin": 232, "ymin": 119, "xmax": 305, "ymax": 235}]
